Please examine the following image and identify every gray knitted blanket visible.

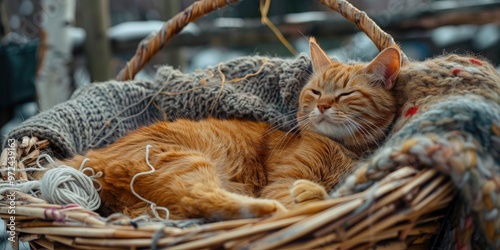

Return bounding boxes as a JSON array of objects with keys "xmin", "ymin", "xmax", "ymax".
[{"xmin": 6, "ymin": 55, "xmax": 311, "ymax": 156}]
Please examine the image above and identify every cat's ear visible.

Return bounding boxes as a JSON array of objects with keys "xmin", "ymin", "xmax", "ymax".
[
  {"xmin": 309, "ymin": 37, "xmax": 333, "ymax": 72},
  {"xmin": 365, "ymin": 46, "xmax": 401, "ymax": 89}
]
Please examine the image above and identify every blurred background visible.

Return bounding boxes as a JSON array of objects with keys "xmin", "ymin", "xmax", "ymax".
[
  {"xmin": 1, "ymin": 0, "xmax": 500, "ymax": 142},
  {"xmin": 0, "ymin": 0, "xmax": 500, "ymax": 248}
]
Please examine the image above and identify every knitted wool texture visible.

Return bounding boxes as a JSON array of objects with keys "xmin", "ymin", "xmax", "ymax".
[
  {"xmin": 6, "ymin": 55, "xmax": 311, "ymax": 156},
  {"xmin": 5, "ymin": 53, "xmax": 500, "ymax": 248}
]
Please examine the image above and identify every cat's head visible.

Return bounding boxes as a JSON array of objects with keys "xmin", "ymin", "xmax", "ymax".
[{"xmin": 298, "ymin": 37, "xmax": 401, "ymax": 154}]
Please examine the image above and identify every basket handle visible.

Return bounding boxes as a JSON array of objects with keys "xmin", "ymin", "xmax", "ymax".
[
  {"xmin": 116, "ymin": 0, "xmax": 406, "ymax": 81},
  {"xmin": 116, "ymin": 0, "xmax": 242, "ymax": 81},
  {"xmin": 319, "ymin": 1, "xmax": 400, "ymax": 50}
]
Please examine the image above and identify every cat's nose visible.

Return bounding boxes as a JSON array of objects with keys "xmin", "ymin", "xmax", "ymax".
[{"xmin": 317, "ymin": 104, "xmax": 331, "ymax": 114}]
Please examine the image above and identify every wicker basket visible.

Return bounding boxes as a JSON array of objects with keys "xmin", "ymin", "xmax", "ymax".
[{"xmin": 2, "ymin": 0, "xmax": 500, "ymax": 249}]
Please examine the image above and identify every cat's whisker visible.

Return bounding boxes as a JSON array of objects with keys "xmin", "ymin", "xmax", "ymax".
[
  {"xmin": 262, "ymin": 113, "xmax": 301, "ymax": 137},
  {"xmin": 268, "ymin": 122, "xmax": 300, "ymax": 147},
  {"xmin": 359, "ymin": 126, "xmax": 379, "ymax": 149},
  {"xmin": 279, "ymin": 128, "xmax": 302, "ymax": 151},
  {"xmin": 267, "ymin": 111, "xmax": 298, "ymax": 125},
  {"xmin": 303, "ymin": 68, "xmax": 314, "ymax": 76},
  {"xmin": 266, "ymin": 122, "xmax": 305, "ymax": 165},
  {"xmin": 347, "ymin": 118, "xmax": 380, "ymax": 150},
  {"xmin": 263, "ymin": 120, "xmax": 295, "ymax": 136},
  {"xmin": 353, "ymin": 115, "xmax": 387, "ymax": 137},
  {"xmin": 295, "ymin": 115, "xmax": 310, "ymax": 125},
  {"xmin": 272, "ymin": 109, "xmax": 300, "ymax": 121},
  {"xmin": 343, "ymin": 119, "xmax": 364, "ymax": 149},
  {"xmin": 362, "ymin": 111, "xmax": 388, "ymax": 120},
  {"xmin": 261, "ymin": 109, "xmax": 297, "ymax": 124},
  {"xmin": 347, "ymin": 123, "xmax": 370, "ymax": 150},
  {"xmin": 284, "ymin": 118, "xmax": 311, "ymax": 139},
  {"xmin": 271, "ymin": 130, "xmax": 295, "ymax": 153}
]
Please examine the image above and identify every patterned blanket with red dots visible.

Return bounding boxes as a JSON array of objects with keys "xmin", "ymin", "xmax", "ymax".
[
  {"xmin": 3, "ymin": 53, "xmax": 500, "ymax": 248},
  {"xmin": 334, "ymin": 55, "xmax": 500, "ymax": 248}
]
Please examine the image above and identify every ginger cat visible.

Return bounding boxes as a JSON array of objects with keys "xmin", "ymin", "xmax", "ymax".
[{"xmin": 56, "ymin": 38, "xmax": 401, "ymax": 220}]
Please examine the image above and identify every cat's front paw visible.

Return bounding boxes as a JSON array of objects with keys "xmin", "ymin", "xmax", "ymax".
[
  {"xmin": 291, "ymin": 179, "xmax": 329, "ymax": 205},
  {"xmin": 244, "ymin": 199, "xmax": 288, "ymax": 218}
]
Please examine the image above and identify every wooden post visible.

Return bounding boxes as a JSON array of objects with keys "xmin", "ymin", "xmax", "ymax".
[
  {"xmin": 0, "ymin": 0, "xmax": 10, "ymax": 38},
  {"xmin": 81, "ymin": 0, "xmax": 111, "ymax": 81},
  {"xmin": 36, "ymin": 0, "xmax": 76, "ymax": 111}
]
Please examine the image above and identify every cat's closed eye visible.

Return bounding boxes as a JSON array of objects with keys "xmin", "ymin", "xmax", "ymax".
[
  {"xmin": 338, "ymin": 91, "xmax": 355, "ymax": 98},
  {"xmin": 311, "ymin": 89, "xmax": 321, "ymax": 96}
]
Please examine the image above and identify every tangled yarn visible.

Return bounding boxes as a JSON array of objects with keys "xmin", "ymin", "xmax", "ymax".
[
  {"xmin": 129, "ymin": 145, "xmax": 170, "ymax": 221},
  {"xmin": 40, "ymin": 165, "xmax": 101, "ymax": 211},
  {"xmin": 0, "ymin": 155, "xmax": 103, "ymax": 211}
]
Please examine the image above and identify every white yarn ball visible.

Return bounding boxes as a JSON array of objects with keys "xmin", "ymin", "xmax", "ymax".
[{"xmin": 40, "ymin": 167, "xmax": 101, "ymax": 211}]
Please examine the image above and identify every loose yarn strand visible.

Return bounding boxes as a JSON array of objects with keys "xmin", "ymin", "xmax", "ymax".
[
  {"xmin": 36, "ymin": 153, "xmax": 59, "ymax": 169},
  {"xmin": 0, "ymin": 153, "xmax": 62, "ymax": 173},
  {"xmin": 78, "ymin": 158, "xmax": 103, "ymax": 191},
  {"xmin": 129, "ymin": 145, "xmax": 170, "ymax": 221},
  {"xmin": 260, "ymin": 0, "xmax": 297, "ymax": 55},
  {"xmin": 209, "ymin": 58, "xmax": 269, "ymax": 114},
  {"xmin": 40, "ymin": 165, "xmax": 101, "ymax": 211},
  {"xmin": 0, "ymin": 153, "xmax": 57, "ymax": 195},
  {"xmin": 38, "ymin": 155, "xmax": 102, "ymax": 211},
  {"xmin": 1, "ymin": 154, "xmax": 103, "ymax": 211}
]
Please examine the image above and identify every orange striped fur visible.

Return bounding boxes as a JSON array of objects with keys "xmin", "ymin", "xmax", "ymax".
[
  {"xmin": 55, "ymin": 38, "xmax": 401, "ymax": 220},
  {"xmin": 299, "ymin": 38, "xmax": 401, "ymax": 154}
]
